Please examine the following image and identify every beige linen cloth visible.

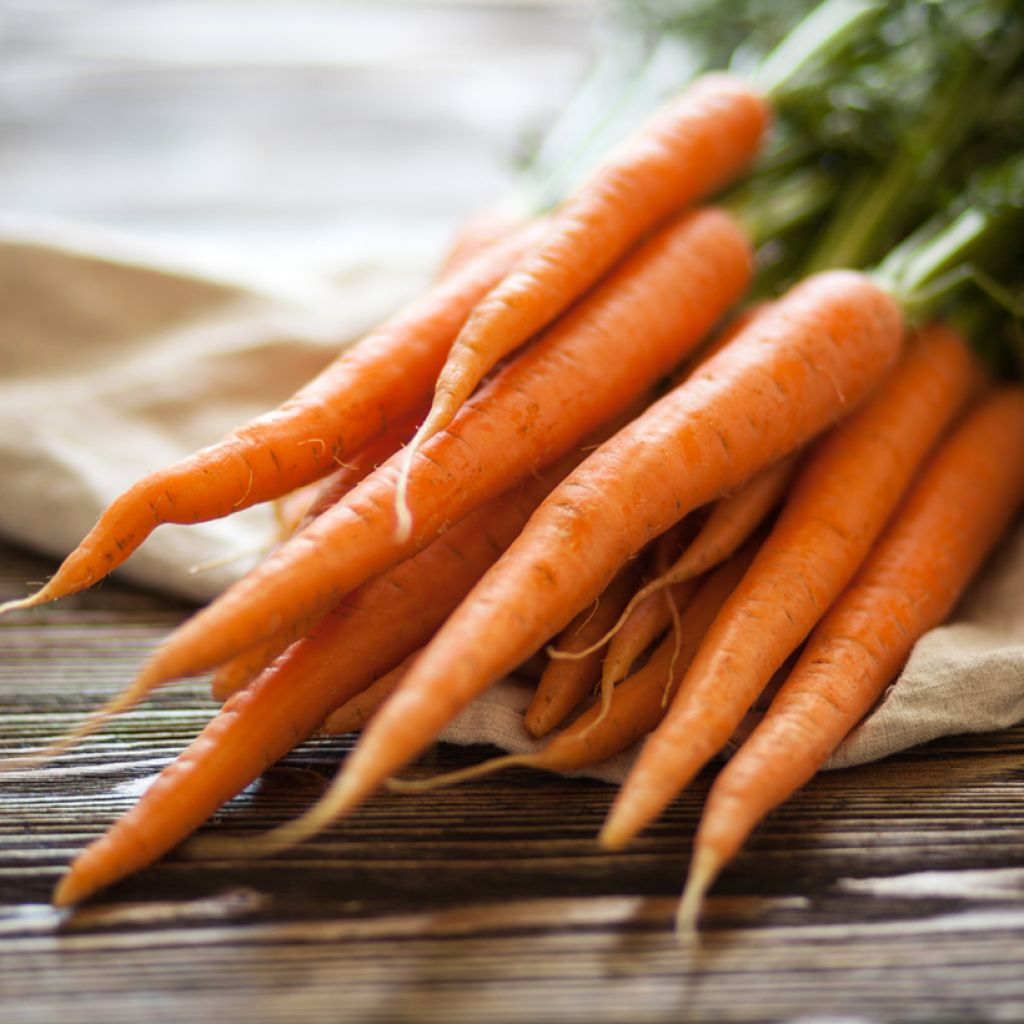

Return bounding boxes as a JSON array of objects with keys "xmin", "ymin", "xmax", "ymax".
[{"xmin": 2, "ymin": 218, "xmax": 1023, "ymax": 779}]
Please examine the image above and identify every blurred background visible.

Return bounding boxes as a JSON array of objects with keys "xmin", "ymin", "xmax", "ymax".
[{"xmin": 0, "ymin": 1, "xmax": 603, "ymax": 276}]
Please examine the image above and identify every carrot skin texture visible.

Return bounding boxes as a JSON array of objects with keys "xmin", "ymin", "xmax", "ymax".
[
  {"xmin": 16, "ymin": 224, "xmax": 542, "ymax": 608},
  {"xmin": 692, "ymin": 384, "xmax": 1024, "ymax": 885},
  {"xmin": 324, "ymin": 269, "xmax": 905, "ymax": 820},
  {"xmin": 423, "ymin": 74, "xmax": 770, "ymax": 437},
  {"xmin": 132, "ymin": 206, "xmax": 753, "ymax": 691},
  {"xmin": 50, "ymin": 449, "xmax": 589, "ymax": 908},
  {"xmin": 601, "ymin": 322, "xmax": 984, "ymax": 849}
]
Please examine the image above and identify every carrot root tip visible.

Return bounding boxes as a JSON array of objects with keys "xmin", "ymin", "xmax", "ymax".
[
  {"xmin": 675, "ymin": 846, "xmax": 721, "ymax": 942},
  {"xmin": 0, "ymin": 591, "xmax": 50, "ymax": 615}
]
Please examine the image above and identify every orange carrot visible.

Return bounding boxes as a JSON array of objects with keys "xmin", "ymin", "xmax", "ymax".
[
  {"xmin": 38, "ymin": 205, "xmax": 750, "ymax": 757},
  {"xmin": 394, "ymin": 74, "xmax": 770, "ymax": 537},
  {"xmin": 600, "ymin": 321, "xmax": 985, "ymax": 850},
  {"xmin": 523, "ymin": 559, "xmax": 646, "ymax": 738},
  {"xmin": 0, "ymin": 222, "xmax": 544, "ymax": 614},
  {"xmin": 50, "ymin": 439, "xmax": 594, "ymax": 908},
  {"xmin": 678, "ymin": 384, "xmax": 1024, "ymax": 931},
  {"xmin": 543, "ymin": 305, "xmax": 788, "ymax": 673},
  {"xmin": 319, "ymin": 650, "xmax": 420, "ymax": 736},
  {"xmin": 261, "ymin": 268, "xmax": 904, "ymax": 834}
]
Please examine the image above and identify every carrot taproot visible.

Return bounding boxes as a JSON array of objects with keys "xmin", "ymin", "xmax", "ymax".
[
  {"xmin": 50, "ymin": 436, "xmax": 597, "ymax": 907},
  {"xmin": 600, "ymin": 321, "xmax": 985, "ymax": 850},
  {"xmin": 523, "ymin": 558, "xmax": 646, "ymax": 738},
  {"xmin": 393, "ymin": 73, "xmax": 770, "ymax": 538},
  {"xmin": 678, "ymin": 383, "xmax": 1024, "ymax": 933},
  {"xmin": 254, "ymin": 268, "xmax": 904, "ymax": 833},
  {"xmin": 0, "ymin": 221, "xmax": 544, "ymax": 615},
  {"xmin": 22, "ymin": 203, "xmax": 751, "ymax": 764}
]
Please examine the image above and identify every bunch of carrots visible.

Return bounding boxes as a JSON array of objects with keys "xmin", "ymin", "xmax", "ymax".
[{"xmin": 3, "ymin": 0, "xmax": 1024, "ymax": 932}]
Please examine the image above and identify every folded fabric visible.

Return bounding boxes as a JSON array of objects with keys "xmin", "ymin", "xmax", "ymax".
[{"xmin": 2, "ymin": 218, "xmax": 1021, "ymax": 777}]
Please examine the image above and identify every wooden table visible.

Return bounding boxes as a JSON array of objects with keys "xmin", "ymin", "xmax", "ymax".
[{"xmin": 2, "ymin": 538, "xmax": 1024, "ymax": 1022}]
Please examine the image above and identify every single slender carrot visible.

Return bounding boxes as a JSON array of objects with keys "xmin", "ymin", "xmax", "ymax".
[
  {"xmin": 600, "ymin": 321, "xmax": 985, "ymax": 850},
  {"xmin": 319, "ymin": 649, "xmax": 421, "ymax": 736},
  {"xmin": 523, "ymin": 558, "xmax": 646, "ymax": 738},
  {"xmin": 381, "ymin": 541, "xmax": 760, "ymax": 795},
  {"xmin": 394, "ymin": 73, "xmax": 770, "ymax": 538},
  {"xmin": 30, "ymin": 204, "xmax": 750, "ymax": 761},
  {"xmin": 0, "ymin": 221, "xmax": 544, "ymax": 614},
  {"xmin": 50, "ymin": 437, "xmax": 596, "ymax": 908},
  {"xmin": 255, "ymin": 268, "xmax": 904, "ymax": 836},
  {"xmin": 678, "ymin": 384, "xmax": 1024, "ymax": 932}
]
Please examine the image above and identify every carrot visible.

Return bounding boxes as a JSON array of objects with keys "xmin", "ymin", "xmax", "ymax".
[
  {"xmin": 393, "ymin": 73, "xmax": 770, "ymax": 538},
  {"xmin": 523, "ymin": 559, "xmax": 646, "ymax": 739},
  {"xmin": 27, "ymin": 204, "xmax": 750, "ymax": 762},
  {"xmin": 0, "ymin": 221, "xmax": 544, "ymax": 614},
  {"xmin": 50, "ymin": 438, "xmax": 596, "ymax": 907},
  {"xmin": 319, "ymin": 649, "xmax": 420, "ymax": 736},
  {"xmin": 678, "ymin": 384, "xmax": 1024, "ymax": 932},
  {"xmin": 599, "ymin": 321, "xmax": 985, "ymax": 850},
  {"xmin": 260, "ymin": 268, "xmax": 904, "ymax": 832},
  {"xmin": 374, "ymin": 541, "xmax": 760, "ymax": 797}
]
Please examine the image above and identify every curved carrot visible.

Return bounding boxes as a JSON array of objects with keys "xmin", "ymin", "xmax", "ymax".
[
  {"xmin": 50, "ymin": 439, "xmax": 593, "ymax": 908},
  {"xmin": 394, "ymin": 73, "xmax": 770, "ymax": 538},
  {"xmin": 678, "ymin": 384, "xmax": 1024, "ymax": 931},
  {"xmin": 264, "ymin": 269, "xmax": 904, "ymax": 833},
  {"xmin": 600, "ymin": 321, "xmax": 985, "ymax": 850},
  {"xmin": 1, "ymin": 222, "xmax": 544, "ymax": 614}
]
